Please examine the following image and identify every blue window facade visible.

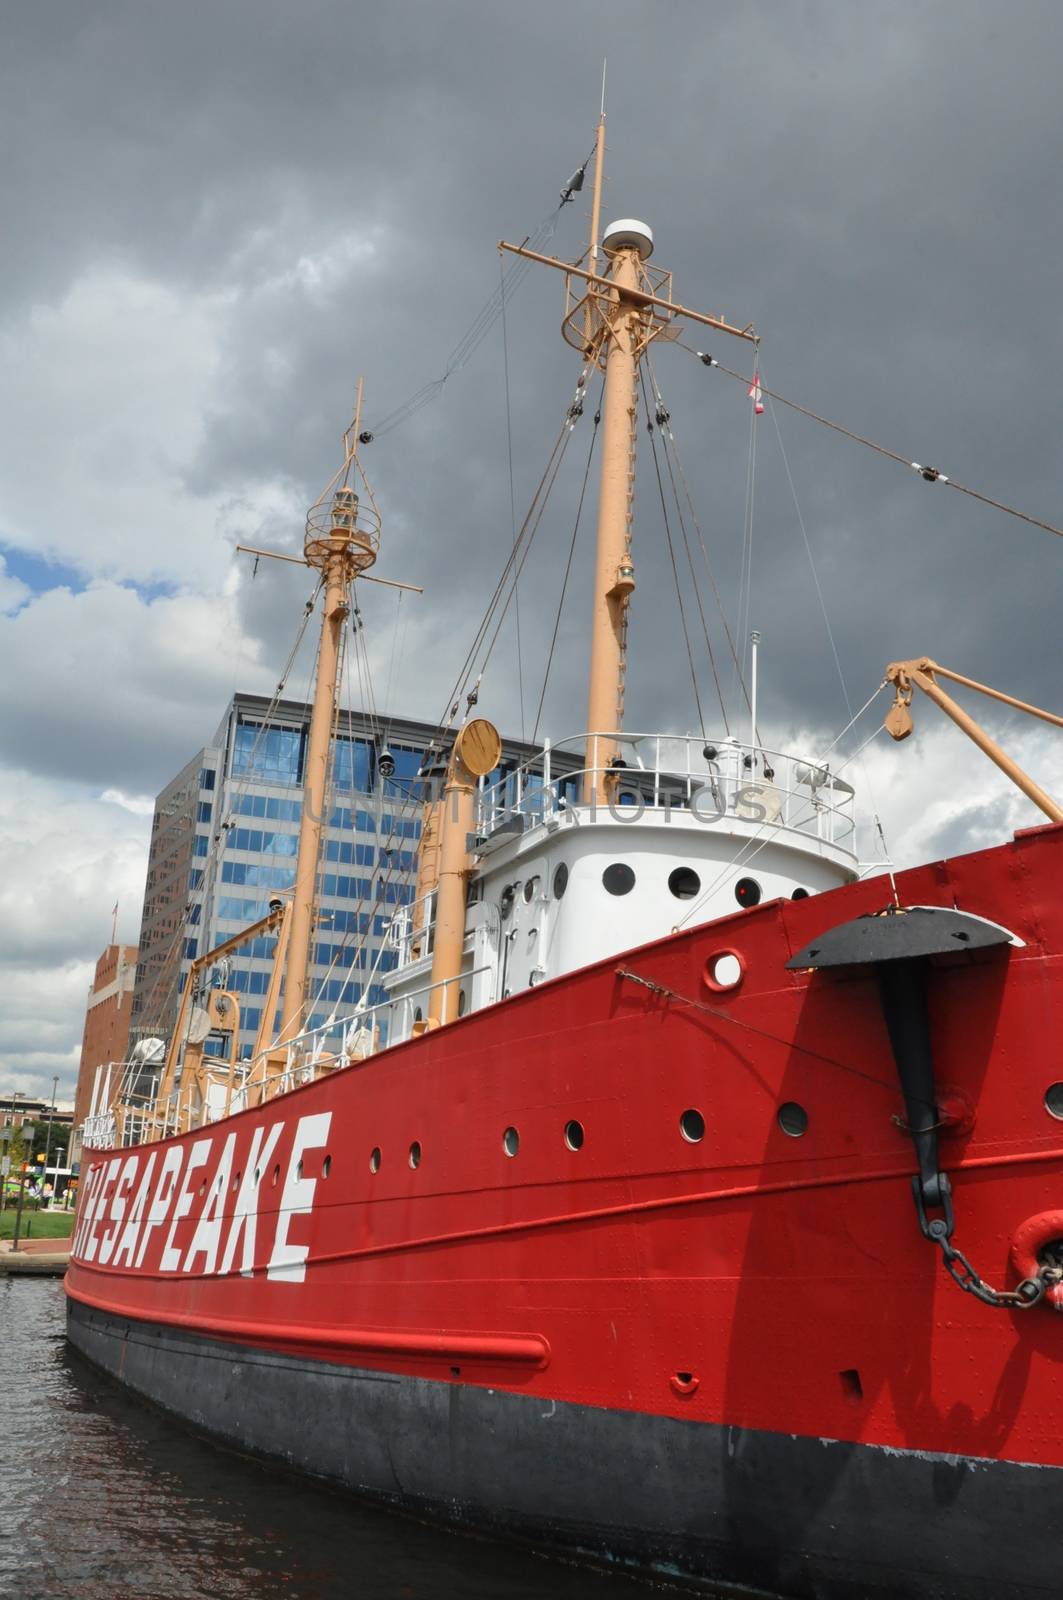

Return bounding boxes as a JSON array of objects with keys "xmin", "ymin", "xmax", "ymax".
[
  {"xmin": 234, "ymin": 794, "xmax": 303, "ymax": 823},
  {"xmin": 232, "ymin": 722, "xmax": 305, "ymax": 785},
  {"xmin": 221, "ymin": 861, "xmax": 297, "ymax": 890},
  {"xmin": 331, "ymin": 735, "xmax": 372, "ymax": 793},
  {"xmin": 172, "ymin": 706, "xmax": 466, "ymax": 1065}
]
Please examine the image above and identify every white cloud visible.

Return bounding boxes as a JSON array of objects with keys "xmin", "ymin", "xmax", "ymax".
[
  {"xmin": 782, "ymin": 710, "xmax": 1063, "ymax": 874},
  {"xmin": 0, "ymin": 576, "xmax": 272, "ymax": 789},
  {"xmin": 100, "ymin": 789, "xmax": 156, "ymax": 816},
  {"xmin": 0, "ymin": 247, "xmax": 361, "ymax": 587},
  {"xmin": 0, "ymin": 555, "xmax": 29, "ymax": 614},
  {"xmin": 0, "ymin": 771, "xmax": 154, "ymax": 1100}
]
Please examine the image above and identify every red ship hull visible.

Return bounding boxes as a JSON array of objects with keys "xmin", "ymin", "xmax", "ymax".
[{"xmin": 67, "ymin": 822, "xmax": 1063, "ymax": 1597}]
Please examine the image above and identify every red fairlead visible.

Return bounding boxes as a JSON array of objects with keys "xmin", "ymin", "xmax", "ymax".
[{"xmin": 1010, "ymin": 1212, "xmax": 1063, "ymax": 1311}]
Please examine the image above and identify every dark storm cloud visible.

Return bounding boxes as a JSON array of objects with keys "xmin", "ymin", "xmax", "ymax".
[{"xmin": 3, "ymin": 0, "xmax": 1062, "ymax": 778}]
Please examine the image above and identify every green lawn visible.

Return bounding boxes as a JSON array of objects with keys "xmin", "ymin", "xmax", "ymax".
[{"xmin": 0, "ymin": 1209, "xmax": 75, "ymax": 1240}]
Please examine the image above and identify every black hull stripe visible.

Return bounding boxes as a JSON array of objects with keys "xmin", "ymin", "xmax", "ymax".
[{"xmin": 68, "ymin": 1300, "xmax": 1059, "ymax": 1600}]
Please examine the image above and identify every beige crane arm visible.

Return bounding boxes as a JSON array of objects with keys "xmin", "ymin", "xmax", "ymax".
[{"xmin": 884, "ymin": 657, "xmax": 1063, "ymax": 824}]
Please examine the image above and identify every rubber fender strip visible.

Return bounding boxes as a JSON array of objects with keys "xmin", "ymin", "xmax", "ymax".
[{"xmin": 64, "ymin": 1277, "xmax": 550, "ymax": 1368}]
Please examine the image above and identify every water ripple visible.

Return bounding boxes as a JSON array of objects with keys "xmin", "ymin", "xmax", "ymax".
[{"xmin": 1, "ymin": 1280, "xmax": 668, "ymax": 1600}]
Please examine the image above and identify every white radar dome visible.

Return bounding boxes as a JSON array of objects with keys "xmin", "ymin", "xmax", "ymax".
[{"xmin": 602, "ymin": 218, "xmax": 654, "ymax": 259}]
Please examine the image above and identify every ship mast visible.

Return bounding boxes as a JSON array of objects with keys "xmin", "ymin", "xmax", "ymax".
[
  {"xmin": 582, "ymin": 218, "xmax": 643, "ymax": 804},
  {"xmin": 281, "ymin": 383, "xmax": 381, "ymax": 1043},
  {"xmin": 232, "ymin": 384, "xmax": 421, "ymax": 1051},
  {"xmin": 501, "ymin": 126, "xmax": 758, "ymax": 808}
]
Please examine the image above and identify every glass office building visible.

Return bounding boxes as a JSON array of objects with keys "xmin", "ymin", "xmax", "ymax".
[{"xmin": 130, "ymin": 693, "xmax": 549, "ymax": 1060}]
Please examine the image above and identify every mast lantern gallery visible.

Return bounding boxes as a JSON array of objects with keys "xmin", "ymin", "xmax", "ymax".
[{"xmin": 499, "ymin": 209, "xmax": 759, "ymax": 808}]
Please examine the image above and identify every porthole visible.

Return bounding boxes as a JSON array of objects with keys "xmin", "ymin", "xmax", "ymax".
[
  {"xmin": 1044, "ymin": 1083, "xmax": 1063, "ymax": 1121},
  {"xmin": 232, "ymin": 1171, "xmax": 242, "ymax": 1192},
  {"xmin": 668, "ymin": 866, "xmax": 701, "ymax": 900},
  {"xmin": 553, "ymin": 862, "xmax": 569, "ymax": 899},
  {"xmin": 703, "ymin": 949, "xmax": 744, "ymax": 992},
  {"xmin": 272, "ymin": 1163, "xmax": 281, "ymax": 1187},
  {"xmin": 295, "ymin": 1159, "xmax": 303, "ymax": 1181},
  {"xmin": 500, "ymin": 884, "xmax": 516, "ymax": 920},
  {"xmin": 409, "ymin": 1140, "xmax": 421, "ymax": 1170},
  {"xmin": 603, "ymin": 862, "xmax": 636, "ymax": 896},
  {"xmin": 778, "ymin": 1101, "xmax": 809, "ymax": 1138},
  {"xmin": 735, "ymin": 876, "xmax": 761, "ymax": 908},
  {"xmin": 457, "ymin": 989, "xmax": 467, "ymax": 1017},
  {"xmin": 564, "ymin": 1119, "xmax": 585, "ymax": 1151},
  {"xmin": 503, "ymin": 1126, "xmax": 520, "ymax": 1158},
  {"xmin": 680, "ymin": 1108, "xmax": 706, "ymax": 1143},
  {"xmin": 322, "ymin": 1154, "xmax": 332, "ymax": 1179},
  {"xmin": 524, "ymin": 876, "xmax": 540, "ymax": 903},
  {"xmin": 791, "ymin": 887, "xmax": 810, "ymax": 901},
  {"xmin": 369, "ymin": 1146, "xmax": 381, "ymax": 1173}
]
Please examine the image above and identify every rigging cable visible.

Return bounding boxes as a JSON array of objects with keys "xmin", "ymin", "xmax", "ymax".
[
  {"xmin": 309, "ymin": 593, "xmax": 426, "ymax": 1025},
  {"xmin": 816, "ymin": 681, "xmax": 889, "ymax": 765},
  {"xmin": 363, "ymin": 206, "xmax": 565, "ymax": 441},
  {"xmin": 648, "ymin": 363, "xmax": 752, "ymax": 727},
  {"xmin": 639, "ymin": 367, "xmax": 706, "ymax": 740},
  {"xmin": 531, "ymin": 376, "xmax": 604, "ymax": 744},
  {"xmin": 430, "ymin": 382, "xmax": 584, "ymax": 742},
  {"xmin": 474, "ymin": 415, "xmax": 576, "ymax": 689},
  {"xmin": 761, "ymin": 371, "xmax": 895, "ymax": 876},
  {"xmin": 734, "ymin": 348, "xmax": 760, "ymax": 704},
  {"xmin": 379, "ymin": 588, "xmax": 405, "ymax": 752},
  {"xmin": 500, "ymin": 249, "xmax": 526, "ymax": 739},
  {"xmin": 194, "ymin": 579, "xmax": 324, "ymax": 1007},
  {"xmin": 686, "ymin": 343, "xmax": 1063, "ymax": 543},
  {"xmin": 644, "ymin": 355, "xmax": 731, "ymax": 733}
]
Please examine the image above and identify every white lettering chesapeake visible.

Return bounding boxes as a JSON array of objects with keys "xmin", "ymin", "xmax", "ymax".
[
  {"xmin": 220, "ymin": 1122, "xmax": 284, "ymax": 1278},
  {"xmin": 97, "ymin": 1155, "xmax": 140, "ymax": 1265},
  {"xmin": 160, "ymin": 1139, "xmax": 213, "ymax": 1272},
  {"xmin": 72, "ymin": 1164, "xmax": 103, "ymax": 1256},
  {"xmin": 111, "ymin": 1152, "xmax": 158, "ymax": 1269},
  {"xmin": 183, "ymin": 1132, "xmax": 237, "ymax": 1275},
  {"xmin": 134, "ymin": 1145, "xmax": 185, "ymax": 1268},
  {"xmin": 267, "ymin": 1113, "xmax": 332, "ymax": 1283},
  {"xmin": 84, "ymin": 1158, "xmax": 123, "ymax": 1262}
]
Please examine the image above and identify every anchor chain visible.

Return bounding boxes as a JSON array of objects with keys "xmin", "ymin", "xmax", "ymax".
[{"xmin": 914, "ymin": 1178, "xmax": 1049, "ymax": 1310}]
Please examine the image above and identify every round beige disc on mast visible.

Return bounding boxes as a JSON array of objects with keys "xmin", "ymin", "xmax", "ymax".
[{"xmin": 454, "ymin": 718, "xmax": 503, "ymax": 778}]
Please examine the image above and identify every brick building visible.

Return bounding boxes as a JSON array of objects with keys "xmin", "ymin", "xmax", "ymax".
[{"xmin": 72, "ymin": 943, "xmax": 137, "ymax": 1164}]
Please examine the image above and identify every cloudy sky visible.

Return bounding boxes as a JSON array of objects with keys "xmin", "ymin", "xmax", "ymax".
[{"xmin": 2, "ymin": 1, "xmax": 1061, "ymax": 1103}]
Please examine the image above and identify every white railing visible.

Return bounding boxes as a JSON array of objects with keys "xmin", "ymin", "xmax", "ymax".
[
  {"xmin": 93, "ymin": 962, "xmax": 488, "ymax": 1143},
  {"xmin": 387, "ymin": 889, "xmax": 437, "ymax": 967},
  {"xmin": 244, "ymin": 963, "xmax": 493, "ymax": 1105},
  {"xmin": 81, "ymin": 1111, "xmax": 117, "ymax": 1150},
  {"xmin": 475, "ymin": 731, "xmax": 857, "ymax": 847}
]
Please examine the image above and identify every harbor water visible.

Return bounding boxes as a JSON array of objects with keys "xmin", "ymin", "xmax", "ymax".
[{"xmin": 1, "ymin": 1278, "xmax": 680, "ymax": 1600}]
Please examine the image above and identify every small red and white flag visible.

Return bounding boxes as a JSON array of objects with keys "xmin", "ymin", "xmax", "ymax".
[{"xmin": 748, "ymin": 371, "xmax": 764, "ymax": 415}]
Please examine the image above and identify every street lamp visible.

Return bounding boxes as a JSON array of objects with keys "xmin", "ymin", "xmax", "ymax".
[
  {"xmin": 12, "ymin": 1125, "xmax": 34, "ymax": 1251},
  {"xmin": 42, "ymin": 1073, "xmax": 58, "ymax": 1185},
  {"xmin": 0, "ymin": 1127, "xmax": 10, "ymax": 1216}
]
